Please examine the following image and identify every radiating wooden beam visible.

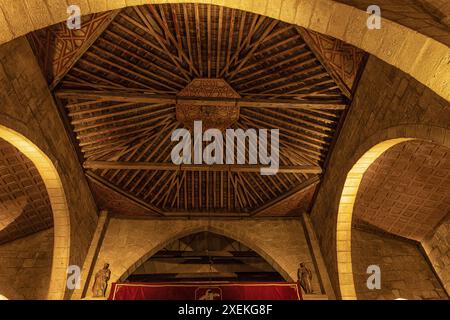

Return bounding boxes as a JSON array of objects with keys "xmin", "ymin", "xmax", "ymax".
[
  {"xmin": 84, "ymin": 161, "xmax": 323, "ymax": 174},
  {"xmin": 251, "ymin": 176, "xmax": 321, "ymax": 216},
  {"xmin": 86, "ymin": 171, "xmax": 164, "ymax": 216},
  {"xmin": 56, "ymin": 89, "xmax": 347, "ymax": 109}
]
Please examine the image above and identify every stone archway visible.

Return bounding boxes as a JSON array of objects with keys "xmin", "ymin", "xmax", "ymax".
[
  {"xmin": 0, "ymin": 0, "xmax": 448, "ymax": 101},
  {"xmin": 0, "ymin": 125, "xmax": 70, "ymax": 300},
  {"xmin": 117, "ymin": 224, "xmax": 292, "ymax": 284},
  {"xmin": 87, "ymin": 218, "xmax": 316, "ymax": 298},
  {"xmin": 336, "ymin": 125, "xmax": 450, "ymax": 299}
]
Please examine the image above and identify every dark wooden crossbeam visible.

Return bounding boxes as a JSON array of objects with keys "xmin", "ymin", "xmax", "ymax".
[
  {"xmin": 56, "ymin": 90, "xmax": 347, "ymax": 110},
  {"xmin": 84, "ymin": 161, "xmax": 323, "ymax": 174}
]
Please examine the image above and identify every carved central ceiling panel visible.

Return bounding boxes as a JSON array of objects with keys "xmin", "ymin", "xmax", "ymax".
[
  {"xmin": 28, "ymin": 3, "xmax": 367, "ymax": 217},
  {"xmin": 176, "ymin": 78, "xmax": 241, "ymax": 131}
]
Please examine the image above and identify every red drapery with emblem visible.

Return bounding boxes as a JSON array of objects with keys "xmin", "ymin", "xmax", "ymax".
[{"xmin": 109, "ymin": 283, "xmax": 302, "ymax": 300}]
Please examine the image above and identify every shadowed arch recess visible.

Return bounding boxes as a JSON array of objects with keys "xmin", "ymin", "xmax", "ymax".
[
  {"xmin": 336, "ymin": 125, "xmax": 450, "ymax": 300},
  {"xmin": 118, "ymin": 224, "xmax": 292, "ymax": 283},
  {"xmin": 125, "ymin": 231, "xmax": 285, "ymax": 283},
  {"xmin": 0, "ymin": 125, "xmax": 70, "ymax": 300}
]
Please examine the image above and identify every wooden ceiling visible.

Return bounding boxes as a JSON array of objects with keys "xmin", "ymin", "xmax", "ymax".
[
  {"xmin": 0, "ymin": 139, "xmax": 53, "ymax": 244},
  {"xmin": 28, "ymin": 3, "xmax": 367, "ymax": 217}
]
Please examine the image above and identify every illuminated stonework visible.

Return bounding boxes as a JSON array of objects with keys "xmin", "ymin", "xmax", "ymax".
[
  {"xmin": 176, "ymin": 78, "xmax": 241, "ymax": 131},
  {"xmin": 0, "ymin": 125, "xmax": 70, "ymax": 300},
  {"xmin": 336, "ymin": 138, "xmax": 413, "ymax": 300}
]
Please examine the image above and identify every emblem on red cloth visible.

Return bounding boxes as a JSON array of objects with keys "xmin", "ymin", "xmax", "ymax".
[{"xmin": 195, "ymin": 287, "xmax": 222, "ymax": 300}]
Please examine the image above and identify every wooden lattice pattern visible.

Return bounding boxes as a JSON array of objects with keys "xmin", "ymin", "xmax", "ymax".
[
  {"xmin": 27, "ymin": 11, "xmax": 118, "ymax": 88},
  {"xmin": 302, "ymin": 29, "xmax": 366, "ymax": 92}
]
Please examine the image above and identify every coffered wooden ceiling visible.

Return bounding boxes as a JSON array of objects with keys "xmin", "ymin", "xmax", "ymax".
[{"xmin": 28, "ymin": 3, "xmax": 367, "ymax": 217}]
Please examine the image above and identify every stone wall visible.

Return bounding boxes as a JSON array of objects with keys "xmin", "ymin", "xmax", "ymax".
[
  {"xmin": 0, "ymin": 228, "xmax": 53, "ymax": 300},
  {"xmin": 352, "ymin": 229, "xmax": 447, "ymax": 300},
  {"xmin": 334, "ymin": 0, "xmax": 450, "ymax": 45},
  {"xmin": 310, "ymin": 55, "xmax": 450, "ymax": 298},
  {"xmin": 0, "ymin": 36, "xmax": 99, "ymax": 298},
  {"xmin": 423, "ymin": 216, "xmax": 450, "ymax": 295},
  {"xmin": 87, "ymin": 217, "xmax": 325, "ymax": 298}
]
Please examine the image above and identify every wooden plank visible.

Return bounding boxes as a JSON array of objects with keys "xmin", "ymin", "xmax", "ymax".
[
  {"xmin": 251, "ymin": 176, "xmax": 320, "ymax": 216},
  {"xmin": 102, "ymin": 30, "xmax": 187, "ymax": 83},
  {"xmin": 182, "ymin": 4, "xmax": 195, "ymax": 75},
  {"xmin": 83, "ymin": 161, "xmax": 323, "ymax": 173},
  {"xmin": 224, "ymin": 9, "xmax": 235, "ymax": 78},
  {"xmin": 147, "ymin": 5, "xmax": 199, "ymax": 76},
  {"xmin": 86, "ymin": 171, "xmax": 164, "ymax": 215},
  {"xmin": 194, "ymin": 4, "xmax": 203, "ymax": 77},
  {"xmin": 226, "ymin": 20, "xmax": 278, "ymax": 79},
  {"xmin": 216, "ymin": 6, "xmax": 223, "ymax": 78},
  {"xmin": 207, "ymin": 5, "xmax": 212, "ymax": 78},
  {"xmin": 55, "ymin": 90, "xmax": 347, "ymax": 109},
  {"xmin": 232, "ymin": 44, "xmax": 308, "ymax": 81},
  {"xmin": 132, "ymin": 7, "xmax": 192, "ymax": 80}
]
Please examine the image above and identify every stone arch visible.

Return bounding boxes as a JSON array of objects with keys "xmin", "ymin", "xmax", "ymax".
[
  {"xmin": 0, "ymin": 125, "xmax": 70, "ymax": 300},
  {"xmin": 0, "ymin": 0, "xmax": 448, "ymax": 101},
  {"xmin": 89, "ymin": 218, "xmax": 313, "ymax": 299},
  {"xmin": 118, "ymin": 224, "xmax": 292, "ymax": 283},
  {"xmin": 336, "ymin": 124, "xmax": 450, "ymax": 299}
]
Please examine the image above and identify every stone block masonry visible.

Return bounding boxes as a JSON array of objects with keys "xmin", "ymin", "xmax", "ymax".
[
  {"xmin": 352, "ymin": 229, "xmax": 447, "ymax": 300},
  {"xmin": 86, "ymin": 217, "xmax": 328, "ymax": 299},
  {"xmin": 0, "ymin": 36, "xmax": 99, "ymax": 299},
  {"xmin": 310, "ymin": 55, "xmax": 450, "ymax": 298},
  {"xmin": 423, "ymin": 217, "xmax": 450, "ymax": 295},
  {"xmin": 0, "ymin": 229, "xmax": 53, "ymax": 299}
]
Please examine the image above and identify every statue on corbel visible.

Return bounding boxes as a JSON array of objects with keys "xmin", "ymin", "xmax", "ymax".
[
  {"xmin": 92, "ymin": 262, "xmax": 111, "ymax": 297},
  {"xmin": 297, "ymin": 262, "xmax": 313, "ymax": 294}
]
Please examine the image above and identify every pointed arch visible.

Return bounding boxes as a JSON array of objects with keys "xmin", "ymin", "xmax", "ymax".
[{"xmin": 117, "ymin": 224, "xmax": 292, "ymax": 283}]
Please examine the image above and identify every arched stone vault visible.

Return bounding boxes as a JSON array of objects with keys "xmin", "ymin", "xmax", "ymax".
[
  {"xmin": 0, "ymin": 0, "xmax": 448, "ymax": 101},
  {"xmin": 0, "ymin": 37, "xmax": 100, "ymax": 299},
  {"xmin": 309, "ymin": 43, "xmax": 450, "ymax": 299},
  {"xmin": 336, "ymin": 125, "xmax": 450, "ymax": 299},
  {"xmin": 0, "ymin": 125, "xmax": 70, "ymax": 300}
]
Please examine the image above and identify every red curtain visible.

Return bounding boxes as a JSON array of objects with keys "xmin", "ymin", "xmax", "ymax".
[{"xmin": 109, "ymin": 282, "xmax": 302, "ymax": 300}]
